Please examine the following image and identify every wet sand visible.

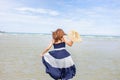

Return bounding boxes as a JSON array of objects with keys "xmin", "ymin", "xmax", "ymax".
[{"xmin": 0, "ymin": 33, "xmax": 120, "ymax": 80}]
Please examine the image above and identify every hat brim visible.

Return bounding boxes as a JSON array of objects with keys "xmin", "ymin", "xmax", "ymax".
[{"xmin": 68, "ymin": 30, "xmax": 82, "ymax": 42}]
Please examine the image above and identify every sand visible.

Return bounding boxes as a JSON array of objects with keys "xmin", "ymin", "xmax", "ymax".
[{"xmin": 0, "ymin": 33, "xmax": 120, "ymax": 80}]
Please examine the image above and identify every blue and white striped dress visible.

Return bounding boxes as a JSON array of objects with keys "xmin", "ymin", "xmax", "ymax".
[{"xmin": 42, "ymin": 42, "xmax": 76, "ymax": 80}]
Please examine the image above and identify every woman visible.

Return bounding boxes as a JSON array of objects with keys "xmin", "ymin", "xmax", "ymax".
[{"xmin": 41, "ymin": 28, "xmax": 76, "ymax": 80}]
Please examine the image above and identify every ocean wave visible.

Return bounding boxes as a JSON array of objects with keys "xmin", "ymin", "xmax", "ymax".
[{"xmin": 0, "ymin": 32, "xmax": 120, "ymax": 39}]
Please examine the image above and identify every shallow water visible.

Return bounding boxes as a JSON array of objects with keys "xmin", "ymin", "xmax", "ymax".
[{"xmin": 0, "ymin": 34, "xmax": 120, "ymax": 80}]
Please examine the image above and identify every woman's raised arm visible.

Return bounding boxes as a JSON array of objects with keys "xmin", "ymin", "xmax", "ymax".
[{"xmin": 63, "ymin": 36, "xmax": 73, "ymax": 47}]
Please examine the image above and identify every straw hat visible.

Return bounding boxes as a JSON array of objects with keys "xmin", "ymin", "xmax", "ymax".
[{"xmin": 68, "ymin": 30, "xmax": 82, "ymax": 42}]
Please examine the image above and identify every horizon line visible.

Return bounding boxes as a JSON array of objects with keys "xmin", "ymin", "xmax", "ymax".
[{"xmin": 0, "ymin": 31, "xmax": 120, "ymax": 37}]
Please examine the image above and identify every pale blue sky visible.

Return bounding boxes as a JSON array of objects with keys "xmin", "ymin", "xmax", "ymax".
[{"xmin": 0, "ymin": 0, "xmax": 120, "ymax": 35}]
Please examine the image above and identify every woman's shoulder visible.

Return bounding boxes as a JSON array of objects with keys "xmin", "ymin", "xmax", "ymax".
[
  {"xmin": 63, "ymin": 35, "xmax": 68, "ymax": 42},
  {"xmin": 51, "ymin": 39, "xmax": 55, "ymax": 44}
]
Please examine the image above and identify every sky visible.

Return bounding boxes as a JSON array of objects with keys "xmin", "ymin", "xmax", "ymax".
[{"xmin": 0, "ymin": 0, "xmax": 120, "ymax": 35}]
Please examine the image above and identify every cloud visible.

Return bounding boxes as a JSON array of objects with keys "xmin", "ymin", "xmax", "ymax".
[
  {"xmin": 0, "ymin": 0, "xmax": 120, "ymax": 35},
  {"xmin": 0, "ymin": 0, "xmax": 13, "ymax": 11},
  {"xmin": 15, "ymin": 7, "xmax": 60, "ymax": 16},
  {"xmin": 0, "ymin": 0, "xmax": 22, "ymax": 11}
]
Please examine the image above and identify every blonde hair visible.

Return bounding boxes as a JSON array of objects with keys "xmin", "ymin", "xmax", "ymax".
[{"xmin": 52, "ymin": 28, "xmax": 66, "ymax": 42}]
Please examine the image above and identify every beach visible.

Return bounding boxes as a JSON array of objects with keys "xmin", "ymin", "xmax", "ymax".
[{"xmin": 0, "ymin": 33, "xmax": 120, "ymax": 80}]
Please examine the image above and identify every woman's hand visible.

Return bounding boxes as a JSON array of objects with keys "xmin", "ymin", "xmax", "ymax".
[
  {"xmin": 40, "ymin": 53, "xmax": 44, "ymax": 57},
  {"xmin": 40, "ymin": 40, "xmax": 53, "ymax": 58}
]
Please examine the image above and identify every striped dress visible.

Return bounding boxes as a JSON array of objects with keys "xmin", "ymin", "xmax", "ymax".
[{"xmin": 42, "ymin": 42, "xmax": 76, "ymax": 80}]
